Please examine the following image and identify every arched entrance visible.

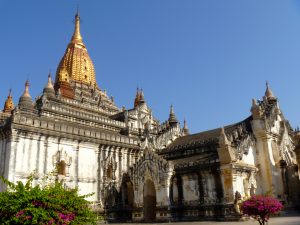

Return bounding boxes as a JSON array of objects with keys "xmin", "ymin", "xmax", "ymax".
[
  {"xmin": 121, "ymin": 180, "xmax": 134, "ymax": 207},
  {"xmin": 143, "ymin": 179, "xmax": 156, "ymax": 221}
]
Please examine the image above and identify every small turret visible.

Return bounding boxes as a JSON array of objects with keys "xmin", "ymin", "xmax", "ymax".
[
  {"xmin": 265, "ymin": 81, "xmax": 276, "ymax": 100},
  {"xmin": 3, "ymin": 89, "xmax": 14, "ymax": 113},
  {"xmin": 54, "ymin": 66, "xmax": 74, "ymax": 99},
  {"xmin": 43, "ymin": 73, "xmax": 55, "ymax": 97},
  {"xmin": 168, "ymin": 105, "xmax": 178, "ymax": 127},
  {"xmin": 183, "ymin": 118, "xmax": 190, "ymax": 135},
  {"xmin": 18, "ymin": 80, "xmax": 33, "ymax": 108},
  {"xmin": 139, "ymin": 89, "xmax": 146, "ymax": 104},
  {"xmin": 219, "ymin": 127, "xmax": 229, "ymax": 146},
  {"xmin": 134, "ymin": 88, "xmax": 140, "ymax": 108},
  {"xmin": 251, "ymin": 98, "xmax": 261, "ymax": 120}
]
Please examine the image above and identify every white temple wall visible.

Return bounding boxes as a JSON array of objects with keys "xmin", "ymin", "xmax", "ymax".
[
  {"xmin": 241, "ymin": 146, "xmax": 256, "ymax": 165},
  {"xmin": 182, "ymin": 174, "xmax": 199, "ymax": 202}
]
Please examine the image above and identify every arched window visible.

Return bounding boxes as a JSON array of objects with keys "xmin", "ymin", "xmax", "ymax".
[
  {"xmin": 107, "ymin": 163, "xmax": 113, "ymax": 179},
  {"xmin": 57, "ymin": 160, "xmax": 66, "ymax": 176}
]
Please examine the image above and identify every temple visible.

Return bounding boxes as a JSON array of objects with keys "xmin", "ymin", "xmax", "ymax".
[{"xmin": 0, "ymin": 13, "xmax": 300, "ymax": 222}]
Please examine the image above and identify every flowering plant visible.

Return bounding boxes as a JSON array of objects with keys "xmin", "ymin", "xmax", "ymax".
[
  {"xmin": 0, "ymin": 175, "xmax": 97, "ymax": 224},
  {"xmin": 241, "ymin": 195, "xmax": 283, "ymax": 225}
]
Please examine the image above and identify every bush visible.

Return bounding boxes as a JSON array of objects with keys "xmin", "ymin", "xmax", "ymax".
[
  {"xmin": 0, "ymin": 175, "xmax": 97, "ymax": 225},
  {"xmin": 241, "ymin": 195, "xmax": 283, "ymax": 225}
]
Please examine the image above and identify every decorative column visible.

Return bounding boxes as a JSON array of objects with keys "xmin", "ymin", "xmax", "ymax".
[
  {"xmin": 102, "ymin": 145, "xmax": 109, "ymax": 185},
  {"xmin": 122, "ymin": 148, "xmax": 127, "ymax": 172},
  {"xmin": 213, "ymin": 168, "xmax": 224, "ymax": 203},
  {"xmin": 96, "ymin": 145, "xmax": 104, "ymax": 205},
  {"xmin": 198, "ymin": 172, "xmax": 205, "ymax": 203},
  {"xmin": 134, "ymin": 150, "xmax": 139, "ymax": 164},
  {"xmin": 43, "ymin": 136, "xmax": 49, "ymax": 174},
  {"xmin": 74, "ymin": 140, "xmax": 80, "ymax": 186},
  {"xmin": 279, "ymin": 159, "xmax": 289, "ymax": 198},
  {"xmin": 8, "ymin": 133, "xmax": 19, "ymax": 183},
  {"xmin": 117, "ymin": 147, "xmax": 122, "ymax": 181},
  {"xmin": 217, "ymin": 128, "xmax": 235, "ymax": 203},
  {"xmin": 111, "ymin": 146, "xmax": 117, "ymax": 181}
]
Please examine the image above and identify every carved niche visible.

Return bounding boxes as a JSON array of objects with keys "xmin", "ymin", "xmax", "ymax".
[{"xmin": 53, "ymin": 149, "xmax": 72, "ymax": 176}]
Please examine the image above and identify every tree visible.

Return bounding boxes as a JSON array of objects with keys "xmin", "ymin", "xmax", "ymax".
[
  {"xmin": 0, "ymin": 174, "xmax": 97, "ymax": 225},
  {"xmin": 241, "ymin": 195, "xmax": 283, "ymax": 225}
]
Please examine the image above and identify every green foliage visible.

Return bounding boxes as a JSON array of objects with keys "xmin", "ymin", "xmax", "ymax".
[{"xmin": 0, "ymin": 174, "xmax": 97, "ymax": 225}]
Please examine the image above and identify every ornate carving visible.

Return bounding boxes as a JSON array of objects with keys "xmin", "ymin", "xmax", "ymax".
[{"xmin": 52, "ymin": 149, "xmax": 72, "ymax": 176}]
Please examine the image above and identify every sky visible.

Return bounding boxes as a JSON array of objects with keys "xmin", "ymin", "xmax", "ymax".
[{"xmin": 1, "ymin": 1, "xmax": 300, "ymax": 134}]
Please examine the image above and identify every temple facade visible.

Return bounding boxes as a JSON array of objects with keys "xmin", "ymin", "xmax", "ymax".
[{"xmin": 0, "ymin": 13, "xmax": 299, "ymax": 222}]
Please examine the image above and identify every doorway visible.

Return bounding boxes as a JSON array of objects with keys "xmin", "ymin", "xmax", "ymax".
[{"xmin": 143, "ymin": 179, "xmax": 156, "ymax": 221}]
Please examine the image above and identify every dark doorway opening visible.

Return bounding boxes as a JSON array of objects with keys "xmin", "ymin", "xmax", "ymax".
[{"xmin": 143, "ymin": 179, "xmax": 156, "ymax": 221}]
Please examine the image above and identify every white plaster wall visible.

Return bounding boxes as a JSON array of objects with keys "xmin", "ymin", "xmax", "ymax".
[
  {"xmin": 241, "ymin": 146, "xmax": 256, "ymax": 165},
  {"xmin": 3, "ymin": 132, "xmax": 100, "ymax": 202},
  {"xmin": 206, "ymin": 173, "xmax": 216, "ymax": 200},
  {"xmin": 77, "ymin": 144, "xmax": 98, "ymax": 201},
  {"xmin": 233, "ymin": 176, "xmax": 245, "ymax": 196},
  {"xmin": 182, "ymin": 175, "xmax": 199, "ymax": 202}
]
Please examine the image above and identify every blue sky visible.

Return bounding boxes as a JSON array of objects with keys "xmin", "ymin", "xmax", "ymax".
[{"xmin": 1, "ymin": 1, "xmax": 300, "ymax": 133}]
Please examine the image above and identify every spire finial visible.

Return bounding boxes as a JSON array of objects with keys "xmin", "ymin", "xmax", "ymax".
[
  {"xmin": 71, "ymin": 8, "xmax": 83, "ymax": 45},
  {"xmin": 8, "ymin": 88, "xmax": 12, "ymax": 97},
  {"xmin": 46, "ymin": 73, "xmax": 54, "ymax": 89},
  {"xmin": 139, "ymin": 89, "xmax": 145, "ymax": 103},
  {"xmin": 76, "ymin": 4, "xmax": 80, "ymax": 17},
  {"xmin": 23, "ymin": 80, "xmax": 31, "ymax": 97},
  {"xmin": 265, "ymin": 81, "xmax": 275, "ymax": 99},
  {"xmin": 184, "ymin": 118, "xmax": 187, "ymax": 128},
  {"xmin": 134, "ymin": 87, "xmax": 140, "ymax": 108},
  {"xmin": 168, "ymin": 104, "xmax": 178, "ymax": 126},
  {"xmin": 183, "ymin": 118, "xmax": 190, "ymax": 135}
]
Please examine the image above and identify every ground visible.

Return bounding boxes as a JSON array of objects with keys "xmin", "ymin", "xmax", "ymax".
[
  {"xmin": 100, "ymin": 216, "xmax": 300, "ymax": 225},
  {"xmin": 99, "ymin": 210, "xmax": 300, "ymax": 225}
]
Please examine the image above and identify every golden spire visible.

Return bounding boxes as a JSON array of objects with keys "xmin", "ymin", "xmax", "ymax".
[
  {"xmin": 55, "ymin": 12, "xmax": 97, "ymax": 87},
  {"xmin": 3, "ymin": 89, "xmax": 14, "ymax": 113},
  {"xmin": 71, "ymin": 10, "xmax": 84, "ymax": 46}
]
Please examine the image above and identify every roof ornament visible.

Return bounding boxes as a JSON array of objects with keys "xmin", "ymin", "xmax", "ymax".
[
  {"xmin": 3, "ymin": 89, "xmax": 14, "ymax": 113},
  {"xmin": 23, "ymin": 80, "xmax": 31, "ymax": 98},
  {"xmin": 252, "ymin": 98, "xmax": 257, "ymax": 107},
  {"xmin": 168, "ymin": 104, "xmax": 178, "ymax": 126},
  {"xmin": 134, "ymin": 87, "xmax": 140, "ymax": 108},
  {"xmin": 183, "ymin": 118, "xmax": 190, "ymax": 135},
  {"xmin": 219, "ymin": 127, "xmax": 229, "ymax": 146},
  {"xmin": 46, "ymin": 73, "xmax": 54, "ymax": 89},
  {"xmin": 19, "ymin": 80, "xmax": 33, "ymax": 108},
  {"xmin": 265, "ymin": 81, "xmax": 276, "ymax": 99},
  {"xmin": 43, "ymin": 73, "xmax": 55, "ymax": 97},
  {"xmin": 71, "ymin": 7, "xmax": 84, "ymax": 46},
  {"xmin": 139, "ymin": 89, "xmax": 145, "ymax": 104}
]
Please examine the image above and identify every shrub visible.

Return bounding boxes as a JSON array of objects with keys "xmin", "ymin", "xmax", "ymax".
[
  {"xmin": 0, "ymin": 175, "xmax": 97, "ymax": 225},
  {"xmin": 241, "ymin": 195, "xmax": 283, "ymax": 225}
]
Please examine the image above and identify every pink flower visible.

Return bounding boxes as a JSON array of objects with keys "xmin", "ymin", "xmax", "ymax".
[
  {"xmin": 241, "ymin": 195, "xmax": 283, "ymax": 223},
  {"xmin": 48, "ymin": 219, "xmax": 55, "ymax": 225},
  {"xmin": 16, "ymin": 210, "xmax": 25, "ymax": 218}
]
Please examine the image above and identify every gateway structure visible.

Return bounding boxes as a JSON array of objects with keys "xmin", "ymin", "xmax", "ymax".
[{"xmin": 0, "ymin": 13, "xmax": 300, "ymax": 222}]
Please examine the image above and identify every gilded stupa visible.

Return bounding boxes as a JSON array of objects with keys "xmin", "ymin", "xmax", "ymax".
[
  {"xmin": 56, "ymin": 11, "xmax": 96, "ymax": 88},
  {"xmin": 3, "ymin": 89, "xmax": 14, "ymax": 113}
]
